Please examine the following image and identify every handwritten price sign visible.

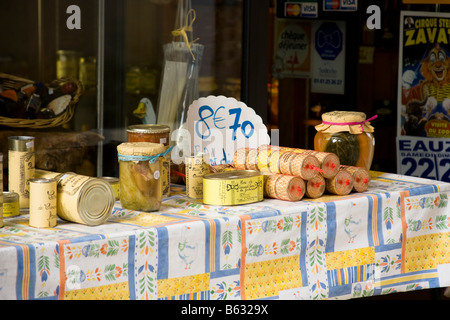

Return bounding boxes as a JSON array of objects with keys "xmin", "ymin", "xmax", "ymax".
[{"xmin": 186, "ymin": 96, "xmax": 270, "ymax": 166}]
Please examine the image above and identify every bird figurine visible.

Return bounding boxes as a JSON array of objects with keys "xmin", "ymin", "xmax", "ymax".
[
  {"xmin": 344, "ymin": 202, "xmax": 361, "ymax": 243},
  {"xmin": 177, "ymin": 225, "xmax": 198, "ymax": 270},
  {"xmin": 133, "ymin": 97, "xmax": 156, "ymax": 124}
]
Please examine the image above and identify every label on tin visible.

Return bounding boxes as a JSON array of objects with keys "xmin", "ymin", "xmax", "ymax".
[
  {"xmin": 161, "ymin": 154, "xmax": 170, "ymax": 197},
  {"xmin": 8, "ymin": 150, "xmax": 35, "ymax": 208},
  {"xmin": 0, "ymin": 153, "xmax": 3, "ymax": 193},
  {"xmin": 29, "ymin": 179, "xmax": 57, "ymax": 228},
  {"xmin": 0, "ymin": 196, "xmax": 2, "ymax": 228},
  {"xmin": 185, "ymin": 155, "xmax": 209, "ymax": 199},
  {"xmin": 3, "ymin": 201, "xmax": 19, "ymax": 217},
  {"xmin": 203, "ymin": 174, "xmax": 264, "ymax": 205}
]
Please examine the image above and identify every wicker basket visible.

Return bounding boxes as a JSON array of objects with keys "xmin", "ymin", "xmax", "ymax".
[{"xmin": 0, "ymin": 73, "xmax": 83, "ymax": 129}]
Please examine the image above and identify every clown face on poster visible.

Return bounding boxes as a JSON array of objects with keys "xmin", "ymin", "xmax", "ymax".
[{"xmin": 397, "ymin": 11, "xmax": 450, "ymax": 182}]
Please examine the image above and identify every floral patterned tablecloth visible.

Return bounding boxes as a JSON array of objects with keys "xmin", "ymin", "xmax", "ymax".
[{"xmin": 0, "ymin": 171, "xmax": 449, "ymax": 300}]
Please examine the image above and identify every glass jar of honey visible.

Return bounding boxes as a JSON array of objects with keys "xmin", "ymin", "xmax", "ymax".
[
  {"xmin": 117, "ymin": 142, "xmax": 167, "ymax": 212},
  {"xmin": 314, "ymin": 111, "xmax": 376, "ymax": 170}
]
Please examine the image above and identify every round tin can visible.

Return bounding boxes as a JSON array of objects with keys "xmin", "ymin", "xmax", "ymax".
[
  {"xmin": 290, "ymin": 149, "xmax": 340, "ymax": 179},
  {"xmin": 340, "ymin": 165, "xmax": 370, "ymax": 192},
  {"xmin": 202, "ymin": 170, "xmax": 264, "ymax": 206},
  {"xmin": 233, "ymin": 148, "xmax": 249, "ymax": 170},
  {"xmin": 29, "ymin": 178, "xmax": 57, "ymax": 228},
  {"xmin": 57, "ymin": 173, "xmax": 115, "ymax": 225},
  {"xmin": 245, "ymin": 148, "xmax": 258, "ymax": 170},
  {"xmin": 185, "ymin": 153, "xmax": 210, "ymax": 199},
  {"xmin": 256, "ymin": 147, "xmax": 272, "ymax": 173},
  {"xmin": 264, "ymin": 173, "xmax": 305, "ymax": 202},
  {"xmin": 8, "ymin": 136, "xmax": 35, "ymax": 209},
  {"xmin": 127, "ymin": 124, "xmax": 171, "ymax": 197},
  {"xmin": 0, "ymin": 153, "xmax": 3, "ymax": 227},
  {"xmin": 101, "ymin": 177, "xmax": 120, "ymax": 201},
  {"xmin": 305, "ymin": 175, "xmax": 326, "ymax": 199},
  {"xmin": 278, "ymin": 151, "xmax": 319, "ymax": 180},
  {"xmin": 35, "ymin": 169, "xmax": 115, "ymax": 225},
  {"xmin": 3, "ymin": 192, "xmax": 19, "ymax": 217},
  {"xmin": 325, "ymin": 169, "xmax": 354, "ymax": 196},
  {"xmin": 267, "ymin": 147, "xmax": 289, "ymax": 174}
]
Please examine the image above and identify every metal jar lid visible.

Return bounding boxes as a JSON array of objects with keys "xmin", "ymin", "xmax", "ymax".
[
  {"xmin": 127, "ymin": 124, "xmax": 170, "ymax": 134},
  {"xmin": 8, "ymin": 136, "xmax": 35, "ymax": 152},
  {"xmin": 29, "ymin": 178, "xmax": 57, "ymax": 184},
  {"xmin": 203, "ymin": 170, "xmax": 262, "ymax": 181},
  {"xmin": 3, "ymin": 191, "xmax": 19, "ymax": 203}
]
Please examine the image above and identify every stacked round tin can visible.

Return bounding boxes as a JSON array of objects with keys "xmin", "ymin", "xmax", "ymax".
[{"xmin": 232, "ymin": 144, "xmax": 371, "ymax": 200}]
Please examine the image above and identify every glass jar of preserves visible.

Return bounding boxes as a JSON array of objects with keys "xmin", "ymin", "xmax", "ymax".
[
  {"xmin": 127, "ymin": 124, "xmax": 171, "ymax": 197},
  {"xmin": 117, "ymin": 142, "xmax": 167, "ymax": 212},
  {"xmin": 314, "ymin": 111, "xmax": 376, "ymax": 170},
  {"xmin": 127, "ymin": 124, "xmax": 170, "ymax": 145}
]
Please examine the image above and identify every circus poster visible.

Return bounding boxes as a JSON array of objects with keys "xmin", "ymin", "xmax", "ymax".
[{"xmin": 397, "ymin": 11, "xmax": 450, "ymax": 182}]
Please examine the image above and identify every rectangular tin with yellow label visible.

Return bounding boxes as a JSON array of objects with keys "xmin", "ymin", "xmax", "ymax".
[{"xmin": 202, "ymin": 170, "xmax": 264, "ymax": 206}]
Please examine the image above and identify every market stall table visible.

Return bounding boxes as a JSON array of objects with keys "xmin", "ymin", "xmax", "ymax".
[{"xmin": 0, "ymin": 171, "xmax": 449, "ymax": 300}]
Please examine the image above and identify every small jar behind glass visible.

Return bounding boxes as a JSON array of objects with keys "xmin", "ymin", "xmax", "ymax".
[
  {"xmin": 314, "ymin": 111, "xmax": 376, "ymax": 170},
  {"xmin": 117, "ymin": 142, "xmax": 166, "ymax": 212}
]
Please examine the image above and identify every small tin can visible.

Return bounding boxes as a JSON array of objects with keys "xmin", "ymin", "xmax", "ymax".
[
  {"xmin": 264, "ymin": 173, "xmax": 305, "ymax": 202},
  {"xmin": 185, "ymin": 153, "xmax": 210, "ymax": 199},
  {"xmin": 267, "ymin": 147, "xmax": 288, "ymax": 174},
  {"xmin": 305, "ymin": 175, "xmax": 326, "ymax": 199},
  {"xmin": 256, "ymin": 146, "xmax": 272, "ymax": 173},
  {"xmin": 101, "ymin": 177, "xmax": 120, "ymax": 201},
  {"xmin": 233, "ymin": 147, "xmax": 249, "ymax": 170},
  {"xmin": 0, "ymin": 152, "xmax": 3, "ymax": 188},
  {"xmin": 291, "ymin": 149, "xmax": 340, "ymax": 179},
  {"xmin": 340, "ymin": 165, "xmax": 371, "ymax": 192},
  {"xmin": 278, "ymin": 151, "xmax": 319, "ymax": 181},
  {"xmin": 203, "ymin": 170, "xmax": 264, "ymax": 206},
  {"xmin": 0, "ymin": 153, "xmax": 3, "ymax": 227},
  {"xmin": 326, "ymin": 169, "xmax": 354, "ymax": 196},
  {"xmin": 127, "ymin": 124, "xmax": 171, "ymax": 197},
  {"xmin": 3, "ymin": 192, "xmax": 20, "ymax": 217},
  {"xmin": 29, "ymin": 178, "xmax": 57, "ymax": 228},
  {"xmin": 8, "ymin": 136, "xmax": 35, "ymax": 209},
  {"xmin": 245, "ymin": 148, "xmax": 259, "ymax": 170}
]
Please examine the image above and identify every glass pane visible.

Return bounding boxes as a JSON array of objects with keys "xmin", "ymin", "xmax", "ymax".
[
  {"xmin": 0, "ymin": 0, "xmax": 100, "ymax": 176},
  {"xmin": 122, "ymin": 0, "xmax": 243, "ymax": 129}
]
